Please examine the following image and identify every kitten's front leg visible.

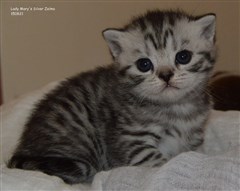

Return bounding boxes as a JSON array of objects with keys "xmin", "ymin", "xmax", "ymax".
[
  {"xmin": 187, "ymin": 127, "xmax": 205, "ymax": 151},
  {"xmin": 127, "ymin": 144, "xmax": 168, "ymax": 167}
]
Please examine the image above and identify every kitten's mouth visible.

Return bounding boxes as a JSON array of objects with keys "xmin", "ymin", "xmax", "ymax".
[{"xmin": 162, "ymin": 84, "xmax": 180, "ymax": 91}]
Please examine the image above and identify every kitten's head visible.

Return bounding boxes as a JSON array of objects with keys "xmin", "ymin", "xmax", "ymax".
[{"xmin": 103, "ymin": 10, "xmax": 216, "ymax": 103}]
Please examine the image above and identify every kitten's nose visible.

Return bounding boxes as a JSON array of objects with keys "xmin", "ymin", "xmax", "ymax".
[{"xmin": 159, "ymin": 71, "xmax": 174, "ymax": 82}]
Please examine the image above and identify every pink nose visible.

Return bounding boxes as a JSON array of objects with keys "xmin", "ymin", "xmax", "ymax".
[{"xmin": 159, "ymin": 71, "xmax": 174, "ymax": 82}]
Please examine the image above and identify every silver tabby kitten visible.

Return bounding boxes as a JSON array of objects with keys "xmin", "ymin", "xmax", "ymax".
[{"xmin": 8, "ymin": 10, "xmax": 216, "ymax": 184}]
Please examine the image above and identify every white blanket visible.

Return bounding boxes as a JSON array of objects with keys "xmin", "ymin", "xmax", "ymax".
[{"xmin": 1, "ymin": 82, "xmax": 240, "ymax": 191}]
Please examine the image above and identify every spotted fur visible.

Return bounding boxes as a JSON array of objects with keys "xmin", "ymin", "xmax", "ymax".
[{"xmin": 8, "ymin": 10, "xmax": 216, "ymax": 184}]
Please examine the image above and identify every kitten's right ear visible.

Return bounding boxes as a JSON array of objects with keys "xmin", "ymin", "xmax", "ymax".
[
  {"xmin": 102, "ymin": 29, "xmax": 124, "ymax": 58},
  {"xmin": 195, "ymin": 14, "xmax": 216, "ymax": 42}
]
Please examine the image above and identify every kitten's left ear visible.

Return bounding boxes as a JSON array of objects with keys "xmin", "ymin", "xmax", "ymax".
[
  {"xmin": 196, "ymin": 14, "xmax": 216, "ymax": 42},
  {"xmin": 102, "ymin": 29, "xmax": 125, "ymax": 59}
]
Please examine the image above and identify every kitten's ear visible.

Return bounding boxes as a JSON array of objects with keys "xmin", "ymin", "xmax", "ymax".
[
  {"xmin": 196, "ymin": 14, "xmax": 216, "ymax": 42},
  {"xmin": 102, "ymin": 29, "xmax": 124, "ymax": 58}
]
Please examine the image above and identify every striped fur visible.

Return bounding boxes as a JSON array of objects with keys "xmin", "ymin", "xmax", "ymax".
[{"xmin": 8, "ymin": 10, "xmax": 216, "ymax": 184}]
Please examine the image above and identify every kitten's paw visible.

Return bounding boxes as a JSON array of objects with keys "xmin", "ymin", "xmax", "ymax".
[
  {"xmin": 127, "ymin": 147, "xmax": 169, "ymax": 168},
  {"xmin": 8, "ymin": 155, "xmax": 97, "ymax": 184}
]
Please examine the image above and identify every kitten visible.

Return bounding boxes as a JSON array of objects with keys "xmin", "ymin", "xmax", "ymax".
[{"xmin": 8, "ymin": 10, "xmax": 216, "ymax": 184}]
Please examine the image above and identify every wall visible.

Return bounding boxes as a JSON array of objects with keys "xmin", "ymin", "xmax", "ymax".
[{"xmin": 1, "ymin": 0, "xmax": 239, "ymax": 102}]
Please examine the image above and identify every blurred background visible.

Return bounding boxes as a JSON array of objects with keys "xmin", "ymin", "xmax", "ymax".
[{"xmin": 1, "ymin": 0, "xmax": 239, "ymax": 103}]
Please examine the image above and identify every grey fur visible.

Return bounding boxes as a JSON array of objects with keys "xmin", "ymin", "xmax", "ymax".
[{"xmin": 8, "ymin": 10, "xmax": 216, "ymax": 184}]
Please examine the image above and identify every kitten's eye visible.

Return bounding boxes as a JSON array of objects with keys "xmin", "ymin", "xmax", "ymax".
[
  {"xmin": 175, "ymin": 50, "xmax": 192, "ymax": 65},
  {"xmin": 136, "ymin": 58, "xmax": 153, "ymax": 72}
]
